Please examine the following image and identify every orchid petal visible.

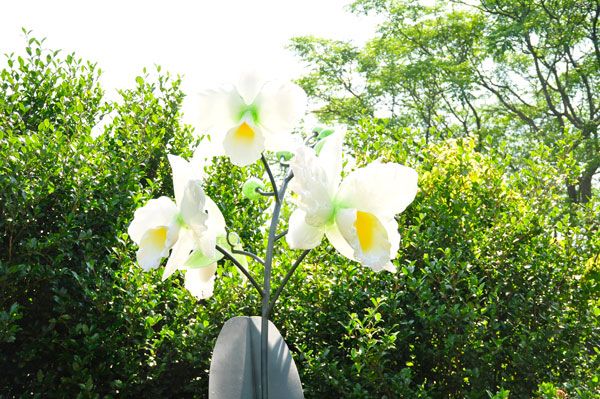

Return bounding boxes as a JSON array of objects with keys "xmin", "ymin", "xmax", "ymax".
[
  {"xmin": 180, "ymin": 180, "xmax": 208, "ymax": 237},
  {"xmin": 236, "ymin": 69, "xmax": 264, "ymax": 105},
  {"xmin": 324, "ymin": 223, "xmax": 356, "ymax": 261},
  {"xmin": 136, "ymin": 226, "xmax": 171, "ymax": 271},
  {"xmin": 335, "ymin": 208, "xmax": 392, "ymax": 272},
  {"xmin": 318, "ymin": 130, "xmax": 344, "ymax": 191},
  {"xmin": 287, "ymin": 209, "xmax": 325, "ymax": 250},
  {"xmin": 198, "ymin": 229, "xmax": 218, "ymax": 261},
  {"xmin": 196, "ymin": 87, "xmax": 244, "ymax": 133},
  {"xmin": 184, "ymin": 263, "xmax": 218, "ymax": 299},
  {"xmin": 335, "ymin": 162, "xmax": 418, "ymax": 219},
  {"xmin": 194, "ymin": 197, "xmax": 226, "ymax": 259},
  {"xmin": 383, "ymin": 218, "xmax": 401, "ymax": 260},
  {"xmin": 222, "ymin": 120, "xmax": 265, "ymax": 166},
  {"xmin": 205, "ymin": 197, "xmax": 226, "ymax": 235},
  {"xmin": 263, "ymin": 131, "xmax": 302, "ymax": 153},
  {"xmin": 254, "ymin": 80, "xmax": 306, "ymax": 134},
  {"xmin": 289, "ymin": 146, "xmax": 335, "ymax": 226},
  {"xmin": 168, "ymin": 154, "xmax": 202, "ymax": 207},
  {"xmin": 162, "ymin": 228, "xmax": 196, "ymax": 280},
  {"xmin": 383, "ymin": 262, "xmax": 397, "ymax": 273},
  {"xmin": 128, "ymin": 197, "xmax": 177, "ymax": 244}
]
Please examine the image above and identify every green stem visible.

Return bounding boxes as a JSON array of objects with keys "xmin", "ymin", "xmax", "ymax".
[
  {"xmin": 215, "ymin": 244, "xmax": 263, "ymax": 297},
  {"xmin": 260, "ymin": 157, "xmax": 294, "ymax": 399}
]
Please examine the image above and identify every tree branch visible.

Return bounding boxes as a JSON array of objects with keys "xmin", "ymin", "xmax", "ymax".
[
  {"xmin": 524, "ymin": 35, "xmax": 570, "ymax": 126},
  {"xmin": 592, "ymin": 1, "xmax": 600, "ymax": 63},
  {"xmin": 565, "ymin": 45, "xmax": 595, "ymax": 119},
  {"xmin": 476, "ymin": 71, "xmax": 539, "ymax": 131}
]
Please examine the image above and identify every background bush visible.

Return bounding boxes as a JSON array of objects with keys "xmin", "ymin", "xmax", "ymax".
[{"xmin": 1, "ymin": 37, "xmax": 599, "ymax": 398}]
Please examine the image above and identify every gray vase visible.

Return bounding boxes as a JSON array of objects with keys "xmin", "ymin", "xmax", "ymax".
[{"xmin": 208, "ymin": 316, "xmax": 304, "ymax": 399}]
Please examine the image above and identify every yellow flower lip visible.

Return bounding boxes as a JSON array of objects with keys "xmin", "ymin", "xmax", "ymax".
[
  {"xmin": 355, "ymin": 210, "xmax": 377, "ymax": 251},
  {"xmin": 149, "ymin": 226, "xmax": 168, "ymax": 247},
  {"xmin": 234, "ymin": 122, "xmax": 256, "ymax": 141}
]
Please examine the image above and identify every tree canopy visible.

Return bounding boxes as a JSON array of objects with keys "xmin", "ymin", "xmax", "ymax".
[{"xmin": 289, "ymin": 0, "xmax": 600, "ymax": 203}]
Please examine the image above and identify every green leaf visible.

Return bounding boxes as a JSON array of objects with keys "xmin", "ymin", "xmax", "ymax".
[
  {"xmin": 317, "ymin": 128, "xmax": 335, "ymax": 139},
  {"xmin": 276, "ymin": 151, "xmax": 293, "ymax": 161},
  {"xmin": 314, "ymin": 139, "xmax": 326, "ymax": 155},
  {"xmin": 184, "ymin": 249, "xmax": 222, "ymax": 269}
]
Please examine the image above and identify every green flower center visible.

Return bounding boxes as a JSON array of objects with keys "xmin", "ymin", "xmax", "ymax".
[
  {"xmin": 174, "ymin": 212, "xmax": 185, "ymax": 228},
  {"xmin": 238, "ymin": 105, "xmax": 259, "ymax": 125}
]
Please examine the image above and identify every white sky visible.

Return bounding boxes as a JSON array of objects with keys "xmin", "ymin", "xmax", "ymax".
[{"xmin": 0, "ymin": 0, "xmax": 380, "ymax": 124}]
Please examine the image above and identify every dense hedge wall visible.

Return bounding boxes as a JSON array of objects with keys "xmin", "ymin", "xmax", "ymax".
[{"xmin": 1, "ymin": 38, "xmax": 599, "ymax": 399}]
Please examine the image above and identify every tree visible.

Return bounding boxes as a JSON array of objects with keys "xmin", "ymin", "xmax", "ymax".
[
  {"xmin": 288, "ymin": 2, "xmax": 492, "ymax": 144},
  {"xmin": 289, "ymin": 0, "xmax": 600, "ymax": 203}
]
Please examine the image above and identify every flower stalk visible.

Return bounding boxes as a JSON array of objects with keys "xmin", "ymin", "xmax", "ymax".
[{"xmin": 259, "ymin": 154, "xmax": 292, "ymax": 399}]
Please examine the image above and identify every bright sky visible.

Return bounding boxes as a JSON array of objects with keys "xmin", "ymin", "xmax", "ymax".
[{"xmin": 0, "ymin": 0, "xmax": 380, "ymax": 125}]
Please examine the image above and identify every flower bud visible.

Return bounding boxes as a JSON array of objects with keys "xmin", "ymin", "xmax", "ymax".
[{"xmin": 242, "ymin": 178, "xmax": 266, "ymax": 200}]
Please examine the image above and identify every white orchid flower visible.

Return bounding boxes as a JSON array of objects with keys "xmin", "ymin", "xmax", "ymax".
[
  {"xmin": 196, "ymin": 71, "xmax": 307, "ymax": 167},
  {"xmin": 127, "ymin": 154, "xmax": 226, "ymax": 299},
  {"xmin": 287, "ymin": 131, "xmax": 419, "ymax": 272}
]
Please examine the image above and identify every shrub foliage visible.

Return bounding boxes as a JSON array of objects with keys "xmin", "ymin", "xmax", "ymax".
[{"xmin": 1, "ymin": 36, "xmax": 599, "ymax": 398}]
